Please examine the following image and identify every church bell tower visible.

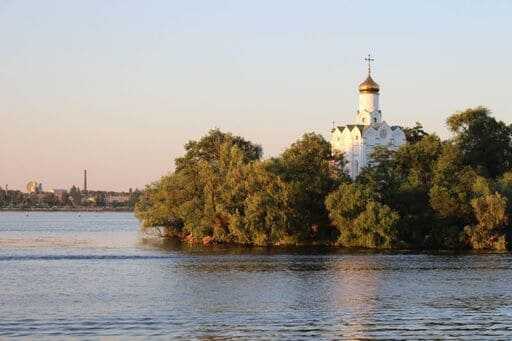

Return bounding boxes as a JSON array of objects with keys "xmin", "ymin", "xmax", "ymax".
[{"xmin": 356, "ymin": 54, "xmax": 381, "ymax": 125}]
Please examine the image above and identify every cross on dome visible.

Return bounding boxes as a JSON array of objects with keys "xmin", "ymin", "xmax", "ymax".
[
  {"xmin": 364, "ymin": 54, "xmax": 375, "ymax": 75},
  {"xmin": 358, "ymin": 54, "xmax": 380, "ymax": 94}
]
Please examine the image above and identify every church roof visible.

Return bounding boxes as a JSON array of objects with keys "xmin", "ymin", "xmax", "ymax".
[
  {"xmin": 358, "ymin": 75, "xmax": 380, "ymax": 93},
  {"xmin": 334, "ymin": 124, "xmax": 404, "ymax": 138},
  {"xmin": 334, "ymin": 124, "xmax": 373, "ymax": 135},
  {"xmin": 333, "ymin": 125, "xmax": 363, "ymax": 134},
  {"xmin": 346, "ymin": 124, "xmax": 367, "ymax": 134}
]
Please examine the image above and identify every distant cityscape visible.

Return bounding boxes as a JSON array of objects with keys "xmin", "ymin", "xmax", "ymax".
[{"xmin": 0, "ymin": 170, "xmax": 141, "ymax": 211}]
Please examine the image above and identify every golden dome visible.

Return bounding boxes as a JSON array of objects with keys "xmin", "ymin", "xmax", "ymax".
[{"xmin": 358, "ymin": 75, "xmax": 380, "ymax": 93}]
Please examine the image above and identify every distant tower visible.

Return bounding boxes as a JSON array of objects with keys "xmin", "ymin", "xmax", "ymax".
[{"xmin": 83, "ymin": 169, "xmax": 87, "ymax": 192}]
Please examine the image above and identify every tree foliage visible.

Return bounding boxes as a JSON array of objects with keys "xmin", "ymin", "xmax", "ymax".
[
  {"xmin": 403, "ymin": 122, "xmax": 429, "ymax": 144},
  {"xmin": 174, "ymin": 128, "xmax": 262, "ymax": 171},
  {"xmin": 136, "ymin": 107, "xmax": 512, "ymax": 251},
  {"xmin": 447, "ymin": 107, "xmax": 512, "ymax": 177},
  {"xmin": 267, "ymin": 133, "xmax": 344, "ymax": 240},
  {"xmin": 136, "ymin": 130, "xmax": 342, "ymax": 246},
  {"xmin": 466, "ymin": 193, "xmax": 509, "ymax": 250},
  {"xmin": 325, "ymin": 182, "xmax": 400, "ymax": 248}
]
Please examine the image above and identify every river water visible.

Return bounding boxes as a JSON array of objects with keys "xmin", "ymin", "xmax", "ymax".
[{"xmin": 1, "ymin": 211, "xmax": 511, "ymax": 339}]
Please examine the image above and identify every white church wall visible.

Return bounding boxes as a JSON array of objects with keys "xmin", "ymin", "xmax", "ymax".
[
  {"xmin": 358, "ymin": 93, "xmax": 379, "ymax": 116},
  {"xmin": 341, "ymin": 128, "xmax": 353, "ymax": 151},
  {"xmin": 390, "ymin": 128, "xmax": 405, "ymax": 148}
]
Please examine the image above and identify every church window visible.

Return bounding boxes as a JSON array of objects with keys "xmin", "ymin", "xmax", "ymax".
[{"xmin": 373, "ymin": 117, "xmax": 377, "ymax": 123}]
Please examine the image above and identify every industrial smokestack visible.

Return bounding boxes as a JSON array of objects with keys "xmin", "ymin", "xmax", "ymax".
[{"xmin": 83, "ymin": 169, "xmax": 87, "ymax": 192}]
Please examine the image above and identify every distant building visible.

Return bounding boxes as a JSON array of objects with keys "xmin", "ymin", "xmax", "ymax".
[
  {"xmin": 51, "ymin": 189, "xmax": 68, "ymax": 202},
  {"xmin": 106, "ymin": 193, "xmax": 130, "ymax": 205}
]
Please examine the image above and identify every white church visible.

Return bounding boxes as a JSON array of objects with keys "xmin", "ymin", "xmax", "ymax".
[{"xmin": 331, "ymin": 56, "xmax": 406, "ymax": 178}]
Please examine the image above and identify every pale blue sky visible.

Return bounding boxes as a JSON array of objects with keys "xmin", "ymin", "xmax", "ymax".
[{"xmin": 1, "ymin": 0, "xmax": 511, "ymax": 190}]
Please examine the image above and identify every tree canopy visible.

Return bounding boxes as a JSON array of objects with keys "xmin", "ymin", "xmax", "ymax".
[
  {"xmin": 136, "ymin": 107, "xmax": 512, "ymax": 251},
  {"xmin": 447, "ymin": 107, "xmax": 512, "ymax": 177}
]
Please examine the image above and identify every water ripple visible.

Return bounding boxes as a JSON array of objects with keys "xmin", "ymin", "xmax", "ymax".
[
  {"xmin": 0, "ymin": 254, "xmax": 179, "ymax": 261},
  {"xmin": 1, "ymin": 212, "xmax": 512, "ymax": 339}
]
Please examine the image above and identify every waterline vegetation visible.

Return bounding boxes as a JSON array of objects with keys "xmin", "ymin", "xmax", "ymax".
[{"xmin": 136, "ymin": 107, "xmax": 512, "ymax": 250}]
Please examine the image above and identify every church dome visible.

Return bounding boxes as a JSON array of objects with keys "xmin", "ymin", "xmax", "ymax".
[{"xmin": 358, "ymin": 75, "xmax": 380, "ymax": 93}]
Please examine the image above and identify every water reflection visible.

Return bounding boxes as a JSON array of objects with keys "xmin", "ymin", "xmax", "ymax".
[
  {"xmin": 141, "ymin": 240, "xmax": 512, "ymax": 339},
  {"xmin": 330, "ymin": 256, "xmax": 381, "ymax": 339}
]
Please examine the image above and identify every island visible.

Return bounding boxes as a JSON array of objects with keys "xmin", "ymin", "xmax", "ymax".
[{"xmin": 135, "ymin": 106, "xmax": 512, "ymax": 251}]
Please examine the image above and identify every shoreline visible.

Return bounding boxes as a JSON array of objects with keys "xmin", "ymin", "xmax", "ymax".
[
  {"xmin": 0, "ymin": 207, "xmax": 133, "ymax": 212},
  {"xmin": 140, "ymin": 234, "xmax": 512, "ymax": 254}
]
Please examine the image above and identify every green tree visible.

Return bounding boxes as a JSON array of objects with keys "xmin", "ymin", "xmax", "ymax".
[
  {"xmin": 325, "ymin": 182, "xmax": 374, "ymax": 229},
  {"xmin": 268, "ymin": 132, "xmax": 344, "ymax": 241},
  {"xmin": 175, "ymin": 128, "xmax": 262, "ymax": 171},
  {"xmin": 135, "ymin": 131, "xmax": 294, "ymax": 245},
  {"xmin": 392, "ymin": 135, "xmax": 443, "ymax": 246},
  {"xmin": 429, "ymin": 143, "xmax": 477, "ymax": 225},
  {"xmin": 325, "ymin": 183, "xmax": 399, "ymax": 248},
  {"xmin": 497, "ymin": 171, "xmax": 512, "ymax": 214},
  {"xmin": 0, "ymin": 188, "xmax": 6, "ymax": 207},
  {"xmin": 357, "ymin": 147, "xmax": 402, "ymax": 206},
  {"xmin": 447, "ymin": 106, "xmax": 512, "ymax": 178},
  {"xmin": 69, "ymin": 186, "xmax": 81, "ymax": 206},
  {"xmin": 394, "ymin": 134, "xmax": 442, "ymax": 191},
  {"xmin": 136, "ymin": 130, "xmax": 263, "ymax": 239},
  {"xmin": 403, "ymin": 122, "xmax": 429, "ymax": 144},
  {"xmin": 348, "ymin": 202, "xmax": 400, "ymax": 248},
  {"xmin": 466, "ymin": 193, "xmax": 509, "ymax": 250},
  {"xmin": 237, "ymin": 162, "xmax": 294, "ymax": 245},
  {"xmin": 135, "ymin": 173, "xmax": 188, "ymax": 233}
]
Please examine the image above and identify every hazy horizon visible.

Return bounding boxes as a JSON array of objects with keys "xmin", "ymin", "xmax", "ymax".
[{"xmin": 1, "ymin": 1, "xmax": 511, "ymax": 191}]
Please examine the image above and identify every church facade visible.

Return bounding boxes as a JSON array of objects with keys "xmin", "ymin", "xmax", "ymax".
[{"xmin": 331, "ymin": 60, "xmax": 406, "ymax": 178}]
